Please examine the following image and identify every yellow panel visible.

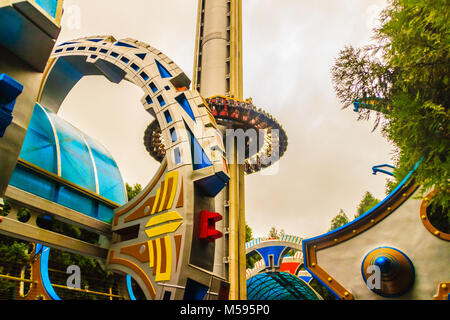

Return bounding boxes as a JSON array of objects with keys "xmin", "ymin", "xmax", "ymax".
[
  {"xmin": 155, "ymin": 236, "xmax": 172, "ymax": 282},
  {"xmin": 145, "ymin": 211, "xmax": 182, "ymax": 228},
  {"xmin": 151, "ymin": 188, "xmax": 161, "ymax": 214},
  {"xmin": 145, "ymin": 221, "xmax": 182, "ymax": 238},
  {"xmin": 148, "ymin": 240, "xmax": 154, "ymax": 268},
  {"xmin": 165, "ymin": 171, "xmax": 178, "ymax": 210}
]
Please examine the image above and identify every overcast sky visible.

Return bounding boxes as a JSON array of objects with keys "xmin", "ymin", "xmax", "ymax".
[{"xmin": 57, "ymin": 0, "xmax": 393, "ymax": 239}]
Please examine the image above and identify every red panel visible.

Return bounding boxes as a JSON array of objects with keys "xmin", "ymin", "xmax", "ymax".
[
  {"xmin": 280, "ymin": 262, "xmax": 300, "ymax": 275},
  {"xmin": 200, "ymin": 210, "xmax": 223, "ymax": 242}
]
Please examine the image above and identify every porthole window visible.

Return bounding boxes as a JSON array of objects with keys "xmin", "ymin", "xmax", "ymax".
[{"xmin": 420, "ymin": 190, "xmax": 450, "ymax": 241}]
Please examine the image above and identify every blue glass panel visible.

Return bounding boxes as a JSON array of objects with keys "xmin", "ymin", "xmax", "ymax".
[
  {"xmin": 84, "ymin": 135, "xmax": 127, "ymax": 205},
  {"xmin": 19, "ymin": 104, "xmax": 58, "ymax": 174},
  {"xmin": 183, "ymin": 278, "xmax": 208, "ymax": 300},
  {"xmin": 114, "ymin": 41, "xmax": 137, "ymax": 48},
  {"xmin": 170, "ymin": 127, "xmax": 177, "ymax": 142},
  {"xmin": 155, "ymin": 59, "xmax": 172, "ymax": 78},
  {"xmin": 97, "ymin": 203, "xmax": 114, "ymax": 224},
  {"xmin": 35, "ymin": 0, "xmax": 58, "ymax": 18},
  {"xmin": 185, "ymin": 123, "xmax": 212, "ymax": 170},
  {"xmin": 175, "ymin": 93, "xmax": 196, "ymax": 122},
  {"xmin": 9, "ymin": 165, "xmax": 58, "ymax": 201},
  {"xmin": 47, "ymin": 111, "xmax": 96, "ymax": 192},
  {"xmin": 135, "ymin": 53, "xmax": 146, "ymax": 60},
  {"xmin": 58, "ymin": 186, "xmax": 97, "ymax": 218},
  {"xmin": 157, "ymin": 95, "xmax": 166, "ymax": 107},
  {"xmin": 164, "ymin": 110, "xmax": 172, "ymax": 123},
  {"xmin": 174, "ymin": 147, "xmax": 181, "ymax": 164}
]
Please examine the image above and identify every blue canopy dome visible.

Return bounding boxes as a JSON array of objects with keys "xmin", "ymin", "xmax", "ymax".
[
  {"xmin": 246, "ymin": 272, "xmax": 321, "ymax": 300},
  {"xmin": 9, "ymin": 103, "xmax": 127, "ymax": 223}
]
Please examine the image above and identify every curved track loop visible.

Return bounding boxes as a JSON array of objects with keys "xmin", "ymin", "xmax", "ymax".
[{"xmin": 38, "ymin": 36, "xmax": 230, "ymax": 299}]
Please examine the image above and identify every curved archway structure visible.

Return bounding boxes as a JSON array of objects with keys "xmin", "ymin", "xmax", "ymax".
[{"xmin": 37, "ymin": 36, "xmax": 230, "ymax": 300}]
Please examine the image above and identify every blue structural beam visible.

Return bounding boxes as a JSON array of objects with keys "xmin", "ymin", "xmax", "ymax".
[
  {"xmin": 372, "ymin": 164, "xmax": 395, "ymax": 177},
  {"xmin": 0, "ymin": 73, "xmax": 23, "ymax": 137}
]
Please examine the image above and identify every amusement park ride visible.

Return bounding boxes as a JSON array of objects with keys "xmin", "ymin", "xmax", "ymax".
[{"xmin": 0, "ymin": 0, "xmax": 448, "ymax": 301}]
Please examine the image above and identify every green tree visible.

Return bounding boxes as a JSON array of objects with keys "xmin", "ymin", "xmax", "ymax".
[
  {"xmin": 331, "ymin": 0, "xmax": 449, "ymax": 213},
  {"xmin": 355, "ymin": 191, "xmax": 381, "ymax": 219},
  {"xmin": 126, "ymin": 182, "xmax": 142, "ymax": 201},
  {"xmin": 328, "ymin": 209, "xmax": 350, "ymax": 231},
  {"xmin": 245, "ymin": 223, "xmax": 261, "ymax": 269},
  {"xmin": 267, "ymin": 227, "xmax": 285, "ymax": 239}
]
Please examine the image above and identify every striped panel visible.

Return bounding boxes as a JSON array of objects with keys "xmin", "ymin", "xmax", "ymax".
[
  {"xmin": 145, "ymin": 211, "xmax": 183, "ymax": 238},
  {"xmin": 148, "ymin": 236, "xmax": 172, "ymax": 282}
]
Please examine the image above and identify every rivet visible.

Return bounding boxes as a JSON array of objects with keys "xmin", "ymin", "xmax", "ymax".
[
  {"xmin": 370, "ymin": 219, "xmax": 375, "ymax": 223},
  {"xmin": 311, "ymin": 262, "xmax": 316, "ymax": 267},
  {"xmin": 421, "ymin": 215, "xmax": 427, "ymax": 220},
  {"xmin": 402, "ymin": 193, "xmax": 407, "ymax": 197},
  {"xmin": 344, "ymin": 291, "xmax": 349, "ymax": 297},
  {"xmin": 387, "ymin": 207, "xmax": 391, "ymax": 211},
  {"xmin": 424, "ymin": 197, "xmax": 429, "ymax": 201},
  {"xmin": 334, "ymin": 238, "xmax": 338, "ymax": 242},
  {"xmin": 442, "ymin": 284, "xmax": 447, "ymax": 290},
  {"xmin": 434, "ymin": 230, "xmax": 440, "ymax": 236},
  {"xmin": 327, "ymin": 277, "xmax": 332, "ymax": 282},
  {"xmin": 352, "ymin": 229, "xmax": 356, "ymax": 233}
]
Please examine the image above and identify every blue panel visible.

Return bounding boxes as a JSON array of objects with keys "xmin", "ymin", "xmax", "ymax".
[
  {"xmin": 170, "ymin": 127, "xmax": 177, "ymax": 142},
  {"xmin": 19, "ymin": 104, "xmax": 58, "ymax": 174},
  {"xmin": 149, "ymin": 82, "xmax": 158, "ymax": 93},
  {"xmin": 256, "ymin": 246, "xmax": 286, "ymax": 267},
  {"xmin": 195, "ymin": 174, "xmax": 228, "ymax": 197},
  {"xmin": 155, "ymin": 59, "xmax": 172, "ymax": 78},
  {"xmin": 87, "ymin": 38, "xmax": 103, "ymax": 42},
  {"xmin": 130, "ymin": 63, "xmax": 139, "ymax": 71},
  {"xmin": 145, "ymin": 95, "xmax": 153, "ymax": 105},
  {"xmin": 164, "ymin": 110, "xmax": 172, "ymax": 123},
  {"xmin": 157, "ymin": 95, "xmax": 166, "ymax": 107},
  {"xmin": 35, "ymin": 0, "xmax": 58, "ymax": 18},
  {"xmin": 114, "ymin": 41, "xmax": 137, "ymax": 48},
  {"xmin": 0, "ymin": 73, "xmax": 23, "ymax": 137},
  {"xmin": 183, "ymin": 278, "xmax": 208, "ymax": 300},
  {"xmin": 58, "ymin": 186, "xmax": 97, "ymax": 218},
  {"xmin": 97, "ymin": 203, "xmax": 114, "ymax": 224},
  {"xmin": 174, "ymin": 147, "xmax": 181, "ymax": 164},
  {"xmin": 185, "ymin": 124, "xmax": 212, "ymax": 170},
  {"xmin": 175, "ymin": 93, "xmax": 196, "ymax": 122},
  {"xmin": 0, "ymin": 74, "xmax": 24, "ymax": 111},
  {"xmin": 9, "ymin": 165, "xmax": 58, "ymax": 201},
  {"xmin": 47, "ymin": 111, "xmax": 96, "ymax": 192},
  {"xmin": 299, "ymin": 276, "xmax": 312, "ymax": 283},
  {"xmin": 84, "ymin": 135, "xmax": 127, "ymax": 205},
  {"xmin": 135, "ymin": 53, "xmax": 146, "ymax": 60},
  {"xmin": 140, "ymin": 71, "xmax": 149, "ymax": 81}
]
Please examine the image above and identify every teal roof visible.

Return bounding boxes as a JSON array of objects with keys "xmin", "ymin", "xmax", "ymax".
[
  {"xmin": 15, "ymin": 103, "xmax": 127, "ymax": 206},
  {"xmin": 247, "ymin": 272, "xmax": 321, "ymax": 300}
]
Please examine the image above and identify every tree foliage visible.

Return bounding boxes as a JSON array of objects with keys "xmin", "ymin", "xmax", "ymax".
[
  {"xmin": 355, "ymin": 191, "xmax": 381, "ymax": 219},
  {"xmin": 328, "ymin": 209, "xmax": 350, "ymax": 231},
  {"xmin": 331, "ymin": 0, "xmax": 449, "ymax": 212},
  {"xmin": 245, "ymin": 224, "xmax": 262, "ymax": 269},
  {"xmin": 126, "ymin": 182, "xmax": 142, "ymax": 201}
]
